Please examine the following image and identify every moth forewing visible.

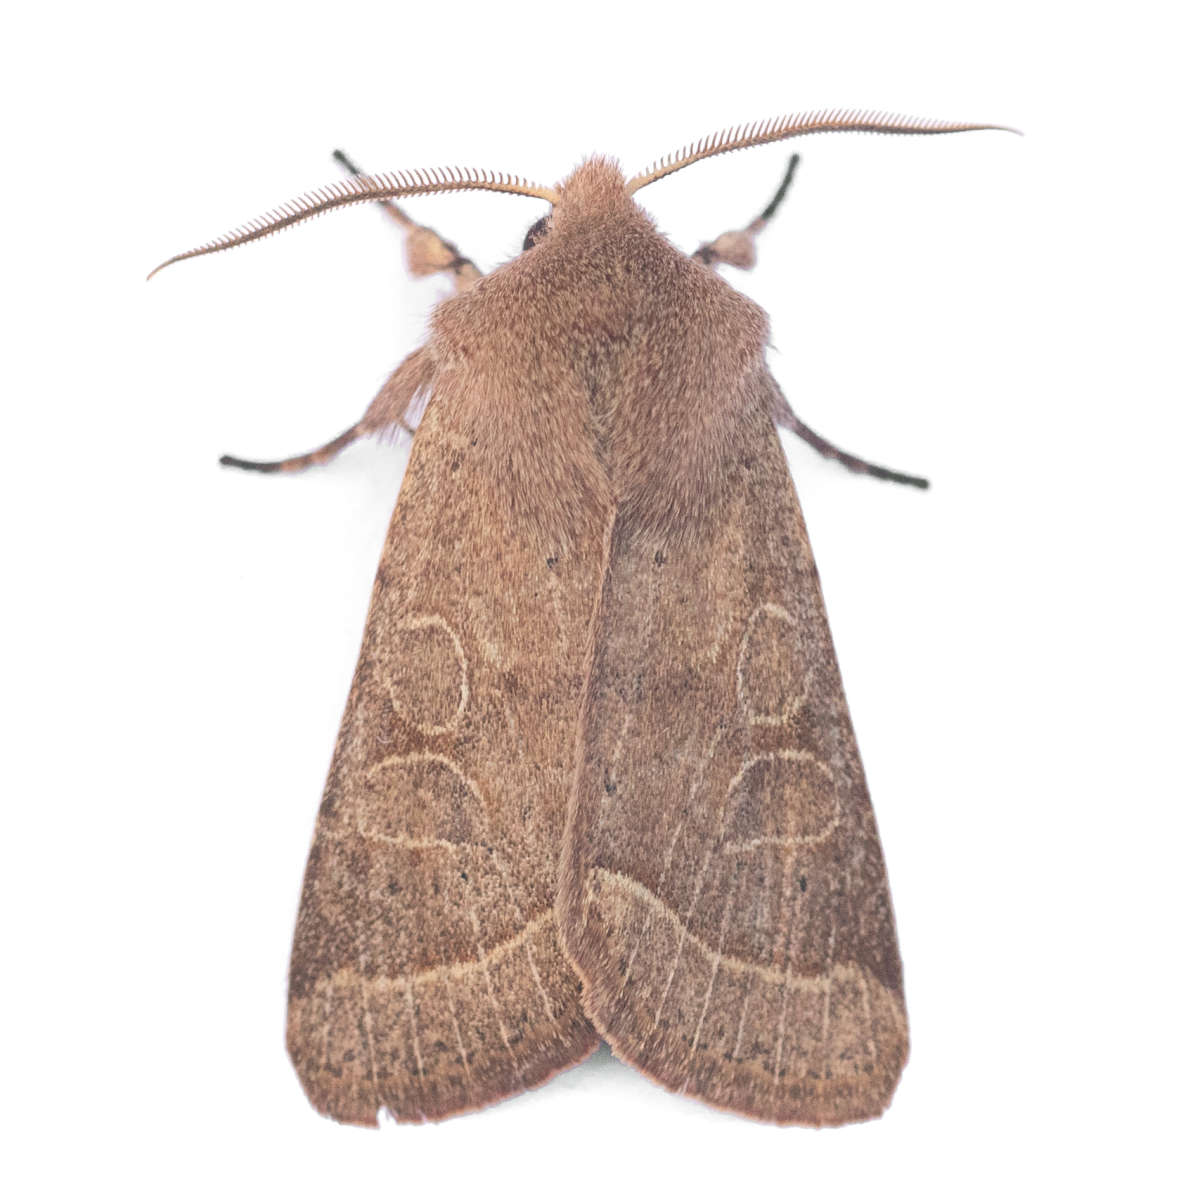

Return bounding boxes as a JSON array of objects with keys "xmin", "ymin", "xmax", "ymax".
[
  {"xmin": 285, "ymin": 265, "xmax": 609, "ymax": 1126},
  {"xmin": 560, "ymin": 381, "xmax": 907, "ymax": 1125}
]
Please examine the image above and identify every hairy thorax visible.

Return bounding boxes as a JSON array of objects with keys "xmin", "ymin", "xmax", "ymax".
[{"xmin": 425, "ymin": 167, "xmax": 772, "ymax": 550}]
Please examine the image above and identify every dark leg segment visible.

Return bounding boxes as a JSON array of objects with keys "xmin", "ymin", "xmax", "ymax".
[
  {"xmin": 773, "ymin": 395, "xmax": 929, "ymax": 489},
  {"xmin": 698, "ymin": 160, "xmax": 928, "ymax": 489},
  {"xmin": 218, "ymin": 153, "xmax": 455, "ymax": 475},
  {"xmin": 220, "ymin": 421, "xmax": 369, "ymax": 474},
  {"xmin": 220, "ymin": 346, "xmax": 430, "ymax": 473}
]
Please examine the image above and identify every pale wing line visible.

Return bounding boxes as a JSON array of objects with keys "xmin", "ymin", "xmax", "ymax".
[
  {"xmin": 813, "ymin": 853, "xmax": 849, "ymax": 1086},
  {"xmin": 771, "ymin": 839, "xmax": 803, "ymax": 1098},
  {"xmin": 348, "ymin": 822, "xmax": 559, "ymax": 1013},
  {"xmin": 320, "ymin": 975, "xmax": 333, "ymax": 1075},
  {"xmin": 468, "ymin": 901, "xmax": 524, "ymax": 1083},
  {"xmin": 770, "ymin": 751, "xmax": 840, "ymax": 1100},
  {"xmin": 619, "ymin": 729, "xmax": 723, "ymax": 993},
  {"xmin": 736, "ymin": 602, "xmax": 812, "ymax": 726},
  {"xmin": 719, "ymin": 754, "xmax": 838, "ymax": 855},
  {"xmin": 443, "ymin": 976, "xmax": 473, "ymax": 1087},
  {"xmin": 683, "ymin": 879, "xmax": 738, "ymax": 1088},
  {"xmin": 518, "ymin": 921, "xmax": 558, "ymax": 1025},
  {"xmin": 457, "ymin": 780, "xmax": 560, "ymax": 1028},
  {"xmin": 404, "ymin": 980, "xmax": 426, "ymax": 1085},
  {"xmin": 320, "ymin": 739, "xmax": 385, "ymax": 1115},
  {"xmin": 593, "ymin": 867, "xmax": 865, "ymax": 993},
  {"xmin": 721, "ymin": 828, "xmax": 838, "ymax": 855},
  {"xmin": 363, "ymin": 752, "xmax": 558, "ymax": 1021},
  {"xmin": 645, "ymin": 758, "xmax": 733, "ymax": 1043},
  {"xmin": 645, "ymin": 749, "xmax": 826, "ymax": 1046},
  {"xmin": 817, "ymin": 922, "xmax": 839, "ymax": 1087},
  {"xmin": 859, "ymin": 966, "xmax": 879, "ymax": 1068},
  {"xmin": 379, "ymin": 613, "xmax": 470, "ymax": 736},
  {"xmin": 320, "ymin": 909, "xmax": 555, "ymax": 1072},
  {"xmin": 337, "ymin": 910, "xmax": 555, "ymax": 991},
  {"xmin": 359, "ymin": 975, "xmax": 383, "ymax": 1113},
  {"xmin": 730, "ymin": 974, "xmax": 753, "ymax": 1061},
  {"xmin": 339, "ymin": 769, "xmax": 387, "ymax": 1117},
  {"xmin": 730, "ymin": 825, "xmax": 772, "ymax": 1059}
]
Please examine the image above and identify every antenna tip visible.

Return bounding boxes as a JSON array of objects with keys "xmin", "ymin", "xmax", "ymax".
[{"xmin": 147, "ymin": 253, "xmax": 187, "ymax": 280}]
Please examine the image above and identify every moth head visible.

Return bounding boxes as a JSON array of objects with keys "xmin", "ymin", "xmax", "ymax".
[
  {"xmin": 148, "ymin": 111, "xmax": 1016, "ymax": 279},
  {"xmin": 523, "ymin": 158, "xmax": 632, "ymax": 245}
]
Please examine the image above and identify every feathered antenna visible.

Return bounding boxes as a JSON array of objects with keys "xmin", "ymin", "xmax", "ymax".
[
  {"xmin": 626, "ymin": 109, "xmax": 1019, "ymax": 194},
  {"xmin": 148, "ymin": 167, "xmax": 560, "ymax": 279}
]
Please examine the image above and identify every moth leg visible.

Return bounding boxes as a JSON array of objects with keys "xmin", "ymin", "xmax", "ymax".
[
  {"xmin": 333, "ymin": 149, "xmax": 483, "ymax": 292},
  {"xmin": 705, "ymin": 159, "xmax": 926, "ymax": 488},
  {"xmin": 220, "ymin": 347, "xmax": 432, "ymax": 473},
  {"xmin": 771, "ymin": 382, "xmax": 930, "ymax": 489},
  {"xmin": 221, "ymin": 150, "xmax": 461, "ymax": 476},
  {"xmin": 219, "ymin": 421, "xmax": 377, "ymax": 474},
  {"xmin": 692, "ymin": 153, "xmax": 800, "ymax": 271}
]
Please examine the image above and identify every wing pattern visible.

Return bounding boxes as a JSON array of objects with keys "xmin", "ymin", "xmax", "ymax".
[
  {"xmin": 561, "ymin": 394, "xmax": 908, "ymax": 1125},
  {"xmin": 287, "ymin": 395, "xmax": 601, "ymax": 1124}
]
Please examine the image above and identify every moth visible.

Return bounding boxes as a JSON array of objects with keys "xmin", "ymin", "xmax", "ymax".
[{"xmin": 153, "ymin": 111, "xmax": 1010, "ymax": 1126}]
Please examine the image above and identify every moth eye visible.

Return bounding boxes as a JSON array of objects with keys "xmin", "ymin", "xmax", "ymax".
[{"xmin": 522, "ymin": 215, "xmax": 550, "ymax": 251}]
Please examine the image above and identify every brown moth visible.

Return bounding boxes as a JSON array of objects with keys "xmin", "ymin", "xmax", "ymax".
[{"xmin": 152, "ymin": 110, "xmax": 1011, "ymax": 1126}]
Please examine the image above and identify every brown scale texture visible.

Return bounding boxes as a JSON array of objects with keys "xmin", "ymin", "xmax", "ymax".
[
  {"xmin": 287, "ymin": 384, "xmax": 606, "ymax": 1124},
  {"xmin": 559, "ymin": 395, "xmax": 907, "ymax": 1125},
  {"xmin": 288, "ymin": 157, "xmax": 906, "ymax": 1125}
]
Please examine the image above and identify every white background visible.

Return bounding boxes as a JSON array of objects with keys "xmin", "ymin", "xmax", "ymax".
[{"xmin": 5, "ymin": 2, "xmax": 1196, "ymax": 1197}]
